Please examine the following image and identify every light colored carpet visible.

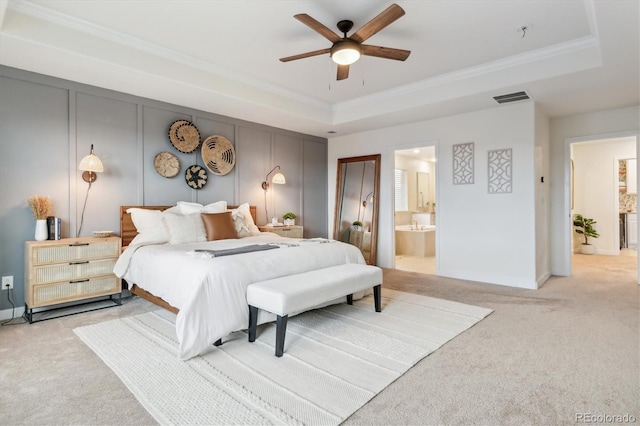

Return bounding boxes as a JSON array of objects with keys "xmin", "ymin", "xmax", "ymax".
[{"xmin": 73, "ymin": 289, "xmax": 491, "ymax": 425}]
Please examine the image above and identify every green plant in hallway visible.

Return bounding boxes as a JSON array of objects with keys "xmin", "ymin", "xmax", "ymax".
[{"xmin": 573, "ymin": 214, "xmax": 599, "ymax": 254}]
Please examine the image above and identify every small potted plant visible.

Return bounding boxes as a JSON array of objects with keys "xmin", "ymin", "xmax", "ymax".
[
  {"xmin": 282, "ymin": 212, "xmax": 296, "ymax": 226},
  {"xmin": 573, "ymin": 214, "xmax": 600, "ymax": 254},
  {"xmin": 352, "ymin": 220, "xmax": 363, "ymax": 231}
]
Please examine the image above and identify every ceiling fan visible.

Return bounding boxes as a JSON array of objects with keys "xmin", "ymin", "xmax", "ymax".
[{"xmin": 280, "ymin": 3, "xmax": 411, "ymax": 81}]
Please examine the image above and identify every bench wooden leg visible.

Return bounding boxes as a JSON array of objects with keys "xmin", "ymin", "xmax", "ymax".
[
  {"xmin": 374, "ymin": 284, "xmax": 381, "ymax": 312},
  {"xmin": 346, "ymin": 294, "xmax": 353, "ymax": 305},
  {"xmin": 248, "ymin": 305, "xmax": 258, "ymax": 342},
  {"xmin": 275, "ymin": 315, "xmax": 288, "ymax": 357}
]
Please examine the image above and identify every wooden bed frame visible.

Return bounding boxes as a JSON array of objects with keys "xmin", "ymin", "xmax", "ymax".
[{"xmin": 119, "ymin": 204, "xmax": 258, "ymax": 314}]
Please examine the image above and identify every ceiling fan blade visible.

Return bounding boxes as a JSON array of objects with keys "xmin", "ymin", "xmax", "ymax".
[
  {"xmin": 337, "ymin": 64, "xmax": 350, "ymax": 80},
  {"xmin": 280, "ymin": 48, "xmax": 331, "ymax": 62},
  {"xmin": 350, "ymin": 3, "xmax": 405, "ymax": 44},
  {"xmin": 361, "ymin": 44, "xmax": 411, "ymax": 61},
  {"xmin": 294, "ymin": 14, "xmax": 341, "ymax": 43}
]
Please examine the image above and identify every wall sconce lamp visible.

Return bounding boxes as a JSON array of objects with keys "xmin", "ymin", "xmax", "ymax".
[
  {"xmin": 262, "ymin": 165, "xmax": 286, "ymax": 223},
  {"xmin": 79, "ymin": 144, "xmax": 104, "ymax": 183},
  {"xmin": 362, "ymin": 191, "xmax": 374, "ymax": 208},
  {"xmin": 262, "ymin": 165, "xmax": 286, "ymax": 190},
  {"xmin": 77, "ymin": 144, "xmax": 104, "ymax": 237}
]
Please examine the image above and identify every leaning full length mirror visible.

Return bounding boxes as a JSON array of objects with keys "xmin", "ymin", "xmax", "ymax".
[{"xmin": 334, "ymin": 154, "xmax": 381, "ymax": 265}]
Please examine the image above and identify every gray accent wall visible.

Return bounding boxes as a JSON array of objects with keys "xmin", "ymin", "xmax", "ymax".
[{"xmin": 0, "ymin": 65, "xmax": 327, "ymax": 312}]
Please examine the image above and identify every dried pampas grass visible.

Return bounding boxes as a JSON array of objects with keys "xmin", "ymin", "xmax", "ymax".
[{"xmin": 28, "ymin": 195, "xmax": 53, "ymax": 220}]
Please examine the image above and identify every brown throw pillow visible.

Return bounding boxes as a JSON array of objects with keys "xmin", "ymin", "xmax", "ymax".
[{"xmin": 201, "ymin": 212, "xmax": 238, "ymax": 241}]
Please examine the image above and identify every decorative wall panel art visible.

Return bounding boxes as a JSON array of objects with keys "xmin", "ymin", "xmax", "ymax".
[
  {"xmin": 488, "ymin": 148, "xmax": 512, "ymax": 193},
  {"xmin": 453, "ymin": 142, "xmax": 474, "ymax": 184}
]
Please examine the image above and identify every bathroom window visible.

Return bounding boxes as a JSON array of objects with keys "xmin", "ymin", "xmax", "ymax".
[{"xmin": 395, "ymin": 168, "xmax": 408, "ymax": 211}]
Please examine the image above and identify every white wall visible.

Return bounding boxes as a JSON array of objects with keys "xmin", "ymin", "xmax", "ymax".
[
  {"xmin": 549, "ymin": 106, "xmax": 640, "ymax": 275},
  {"xmin": 572, "ymin": 137, "xmax": 636, "ymax": 255},
  {"xmin": 329, "ymin": 102, "xmax": 540, "ymax": 289}
]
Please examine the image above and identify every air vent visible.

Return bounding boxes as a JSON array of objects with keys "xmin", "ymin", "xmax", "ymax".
[{"xmin": 493, "ymin": 91, "xmax": 530, "ymax": 104}]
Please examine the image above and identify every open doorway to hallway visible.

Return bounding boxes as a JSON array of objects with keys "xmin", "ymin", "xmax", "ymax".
[
  {"xmin": 570, "ymin": 135, "xmax": 638, "ymax": 275},
  {"xmin": 394, "ymin": 146, "xmax": 437, "ymax": 274}
]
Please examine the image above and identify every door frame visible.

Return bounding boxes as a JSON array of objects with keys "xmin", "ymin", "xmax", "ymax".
[
  {"xmin": 390, "ymin": 141, "xmax": 439, "ymax": 272},
  {"xmin": 564, "ymin": 130, "xmax": 639, "ymax": 282}
]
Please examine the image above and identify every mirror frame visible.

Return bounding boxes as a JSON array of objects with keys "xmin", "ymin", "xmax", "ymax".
[{"xmin": 333, "ymin": 154, "xmax": 381, "ymax": 265}]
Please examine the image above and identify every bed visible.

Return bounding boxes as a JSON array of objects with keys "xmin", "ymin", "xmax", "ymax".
[{"xmin": 115, "ymin": 203, "xmax": 366, "ymax": 359}]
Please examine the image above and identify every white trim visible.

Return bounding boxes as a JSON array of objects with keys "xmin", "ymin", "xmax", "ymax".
[
  {"xmin": 612, "ymin": 155, "xmax": 625, "ymax": 257},
  {"xmin": 0, "ymin": 305, "xmax": 25, "ymax": 322}
]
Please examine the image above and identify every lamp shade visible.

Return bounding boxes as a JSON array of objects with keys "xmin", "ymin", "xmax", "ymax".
[
  {"xmin": 79, "ymin": 144, "xmax": 103, "ymax": 183},
  {"xmin": 272, "ymin": 172, "xmax": 286, "ymax": 185},
  {"xmin": 79, "ymin": 144, "xmax": 103, "ymax": 172},
  {"xmin": 262, "ymin": 165, "xmax": 286, "ymax": 190},
  {"xmin": 78, "ymin": 154, "xmax": 104, "ymax": 173},
  {"xmin": 331, "ymin": 40, "xmax": 362, "ymax": 65}
]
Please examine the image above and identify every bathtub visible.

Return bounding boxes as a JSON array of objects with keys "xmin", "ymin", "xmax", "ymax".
[
  {"xmin": 395, "ymin": 225, "xmax": 436, "ymax": 256},
  {"xmin": 395, "ymin": 225, "xmax": 435, "ymax": 232}
]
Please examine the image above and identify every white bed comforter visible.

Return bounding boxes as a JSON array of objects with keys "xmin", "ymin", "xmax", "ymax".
[{"xmin": 114, "ymin": 233, "xmax": 366, "ymax": 359}]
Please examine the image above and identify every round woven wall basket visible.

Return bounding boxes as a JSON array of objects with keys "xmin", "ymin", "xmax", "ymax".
[
  {"xmin": 168, "ymin": 120, "xmax": 201, "ymax": 153},
  {"xmin": 201, "ymin": 135, "xmax": 236, "ymax": 176}
]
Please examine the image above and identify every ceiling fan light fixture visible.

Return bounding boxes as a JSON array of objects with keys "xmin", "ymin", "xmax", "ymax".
[{"xmin": 331, "ymin": 40, "xmax": 362, "ymax": 65}]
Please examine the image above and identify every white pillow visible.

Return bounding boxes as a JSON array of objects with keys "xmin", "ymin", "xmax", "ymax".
[
  {"xmin": 230, "ymin": 203, "xmax": 260, "ymax": 238},
  {"xmin": 177, "ymin": 201, "xmax": 227, "ymax": 215},
  {"xmin": 126, "ymin": 208, "xmax": 169, "ymax": 244},
  {"xmin": 162, "ymin": 212, "xmax": 207, "ymax": 244}
]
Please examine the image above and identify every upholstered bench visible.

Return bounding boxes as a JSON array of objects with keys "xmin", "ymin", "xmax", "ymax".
[{"xmin": 247, "ymin": 263, "xmax": 382, "ymax": 357}]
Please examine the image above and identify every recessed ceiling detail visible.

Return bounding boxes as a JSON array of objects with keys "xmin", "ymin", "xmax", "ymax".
[{"xmin": 0, "ymin": 1, "xmax": 637, "ymax": 137}]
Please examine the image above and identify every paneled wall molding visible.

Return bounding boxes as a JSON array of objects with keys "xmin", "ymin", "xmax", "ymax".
[{"xmin": 0, "ymin": 65, "xmax": 327, "ymax": 311}]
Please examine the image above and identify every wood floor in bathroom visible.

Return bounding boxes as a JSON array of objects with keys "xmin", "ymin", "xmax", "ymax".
[
  {"xmin": 395, "ymin": 255, "xmax": 436, "ymax": 274},
  {"xmin": 396, "ymin": 248, "xmax": 638, "ymax": 275}
]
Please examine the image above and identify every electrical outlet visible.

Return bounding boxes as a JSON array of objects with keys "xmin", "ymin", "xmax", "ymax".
[{"xmin": 2, "ymin": 276, "xmax": 13, "ymax": 290}]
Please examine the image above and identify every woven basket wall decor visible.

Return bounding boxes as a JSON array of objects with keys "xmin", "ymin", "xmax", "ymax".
[
  {"xmin": 201, "ymin": 135, "xmax": 236, "ymax": 176},
  {"xmin": 168, "ymin": 120, "xmax": 201, "ymax": 153},
  {"xmin": 185, "ymin": 165, "xmax": 208, "ymax": 189}
]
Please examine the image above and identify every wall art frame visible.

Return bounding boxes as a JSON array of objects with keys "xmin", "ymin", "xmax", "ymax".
[
  {"xmin": 488, "ymin": 148, "xmax": 512, "ymax": 194},
  {"xmin": 453, "ymin": 142, "xmax": 474, "ymax": 185}
]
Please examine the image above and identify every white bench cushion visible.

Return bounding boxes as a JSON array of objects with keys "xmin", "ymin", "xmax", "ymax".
[{"xmin": 247, "ymin": 263, "xmax": 382, "ymax": 316}]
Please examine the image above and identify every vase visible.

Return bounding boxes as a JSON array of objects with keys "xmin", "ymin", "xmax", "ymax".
[
  {"xmin": 284, "ymin": 218, "xmax": 295, "ymax": 226},
  {"xmin": 580, "ymin": 244, "xmax": 595, "ymax": 255},
  {"xmin": 35, "ymin": 219, "xmax": 48, "ymax": 241}
]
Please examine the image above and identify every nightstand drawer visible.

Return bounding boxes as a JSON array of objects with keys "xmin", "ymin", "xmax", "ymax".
[
  {"xmin": 29, "ymin": 237, "xmax": 119, "ymax": 265},
  {"xmin": 32, "ymin": 258, "xmax": 117, "ymax": 285},
  {"xmin": 258, "ymin": 225, "xmax": 303, "ymax": 238},
  {"xmin": 30, "ymin": 276, "xmax": 120, "ymax": 307}
]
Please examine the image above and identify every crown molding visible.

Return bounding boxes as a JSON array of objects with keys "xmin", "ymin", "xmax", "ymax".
[
  {"xmin": 334, "ymin": 35, "xmax": 600, "ymax": 115},
  {"xmin": 8, "ymin": 0, "xmax": 331, "ymax": 112}
]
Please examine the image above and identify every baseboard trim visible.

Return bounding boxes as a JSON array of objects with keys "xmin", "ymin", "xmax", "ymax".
[
  {"xmin": 0, "ymin": 305, "xmax": 25, "ymax": 321},
  {"xmin": 537, "ymin": 271, "xmax": 552, "ymax": 288}
]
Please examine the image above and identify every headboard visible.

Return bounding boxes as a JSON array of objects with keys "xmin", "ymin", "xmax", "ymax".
[{"xmin": 120, "ymin": 205, "xmax": 258, "ymax": 248}]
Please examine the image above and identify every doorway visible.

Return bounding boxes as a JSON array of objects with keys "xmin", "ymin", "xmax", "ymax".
[
  {"xmin": 567, "ymin": 133, "xmax": 639, "ymax": 280},
  {"xmin": 394, "ymin": 146, "xmax": 437, "ymax": 274}
]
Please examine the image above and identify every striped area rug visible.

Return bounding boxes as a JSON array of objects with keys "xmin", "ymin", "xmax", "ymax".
[{"xmin": 74, "ymin": 288, "xmax": 492, "ymax": 425}]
